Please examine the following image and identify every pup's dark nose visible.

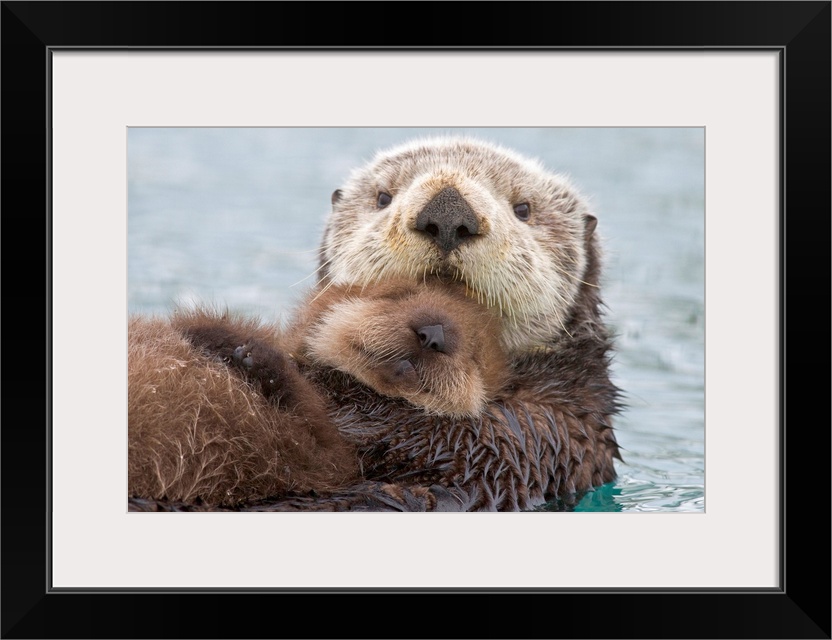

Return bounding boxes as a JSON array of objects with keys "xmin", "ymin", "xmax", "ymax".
[
  {"xmin": 414, "ymin": 187, "xmax": 479, "ymax": 253},
  {"xmin": 417, "ymin": 324, "xmax": 445, "ymax": 353}
]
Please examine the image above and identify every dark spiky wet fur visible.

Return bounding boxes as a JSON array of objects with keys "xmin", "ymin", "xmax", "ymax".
[{"xmin": 298, "ymin": 351, "xmax": 620, "ymax": 512}]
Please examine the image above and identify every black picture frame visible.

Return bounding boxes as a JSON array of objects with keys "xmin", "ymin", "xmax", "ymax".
[{"xmin": 3, "ymin": 2, "xmax": 829, "ymax": 638}]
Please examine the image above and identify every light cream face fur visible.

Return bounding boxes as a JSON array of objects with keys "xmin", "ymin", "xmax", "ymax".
[
  {"xmin": 319, "ymin": 137, "xmax": 596, "ymax": 354},
  {"xmin": 298, "ymin": 283, "xmax": 507, "ymax": 417}
]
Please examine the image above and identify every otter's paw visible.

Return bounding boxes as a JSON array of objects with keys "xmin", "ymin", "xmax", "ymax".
[
  {"xmin": 232, "ymin": 344, "xmax": 255, "ymax": 369},
  {"xmin": 183, "ymin": 324, "xmax": 246, "ymax": 363},
  {"xmin": 228, "ymin": 341, "xmax": 295, "ymax": 403},
  {"xmin": 382, "ymin": 358, "xmax": 419, "ymax": 388}
]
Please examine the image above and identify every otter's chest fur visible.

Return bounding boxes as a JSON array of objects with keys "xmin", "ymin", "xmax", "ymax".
[{"xmin": 302, "ymin": 343, "xmax": 621, "ymax": 512}]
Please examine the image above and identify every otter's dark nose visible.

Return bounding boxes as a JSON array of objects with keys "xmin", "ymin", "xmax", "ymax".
[
  {"xmin": 414, "ymin": 187, "xmax": 479, "ymax": 253},
  {"xmin": 417, "ymin": 324, "xmax": 445, "ymax": 353}
]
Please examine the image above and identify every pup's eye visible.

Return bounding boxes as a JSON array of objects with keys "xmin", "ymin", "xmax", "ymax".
[
  {"xmin": 377, "ymin": 192, "xmax": 393, "ymax": 208},
  {"xmin": 513, "ymin": 203, "xmax": 531, "ymax": 221}
]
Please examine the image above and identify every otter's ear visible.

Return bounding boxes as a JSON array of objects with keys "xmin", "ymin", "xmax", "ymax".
[
  {"xmin": 331, "ymin": 189, "xmax": 343, "ymax": 206},
  {"xmin": 584, "ymin": 214, "xmax": 598, "ymax": 237}
]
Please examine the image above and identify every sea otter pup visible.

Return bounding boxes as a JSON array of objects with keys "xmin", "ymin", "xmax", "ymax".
[
  {"xmin": 128, "ymin": 280, "xmax": 508, "ymax": 507},
  {"xmin": 129, "ymin": 136, "xmax": 623, "ymax": 513}
]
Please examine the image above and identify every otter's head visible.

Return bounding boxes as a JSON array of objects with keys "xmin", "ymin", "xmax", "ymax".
[
  {"xmin": 301, "ymin": 281, "xmax": 507, "ymax": 418},
  {"xmin": 318, "ymin": 137, "xmax": 602, "ymax": 354}
]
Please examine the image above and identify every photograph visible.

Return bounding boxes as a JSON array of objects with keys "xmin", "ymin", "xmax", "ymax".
[{"xmin": 126, "ymin": 127, "xmax": 705, "ymax": 514}]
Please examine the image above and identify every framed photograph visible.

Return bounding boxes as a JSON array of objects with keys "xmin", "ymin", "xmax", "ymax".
[
  {"xmin": 4, "ymin": 2, "xmax": 829, "ymax": 638},
  {"xmin": 125, "ymin": 125, "xmax": 706, "ymax": 516}
]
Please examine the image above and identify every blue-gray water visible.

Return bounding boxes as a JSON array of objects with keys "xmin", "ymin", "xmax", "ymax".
[{"xmin": 128, "ymin": 127, "xmax": 705, "ymax": 513}]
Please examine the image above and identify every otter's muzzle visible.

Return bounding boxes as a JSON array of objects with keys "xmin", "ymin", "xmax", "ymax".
[{"xmin": 414, "ymin": 187, "xmax": 480, "ymax": 253}]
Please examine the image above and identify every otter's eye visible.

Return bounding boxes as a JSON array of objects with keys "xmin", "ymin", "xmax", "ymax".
[
  {"xmin": 513, "ymin": 203, "xmax": 531, "ymax": 221},
  {"xmin": 377, "ymin": 192, "xmax": 393, "ymax": 209}
]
